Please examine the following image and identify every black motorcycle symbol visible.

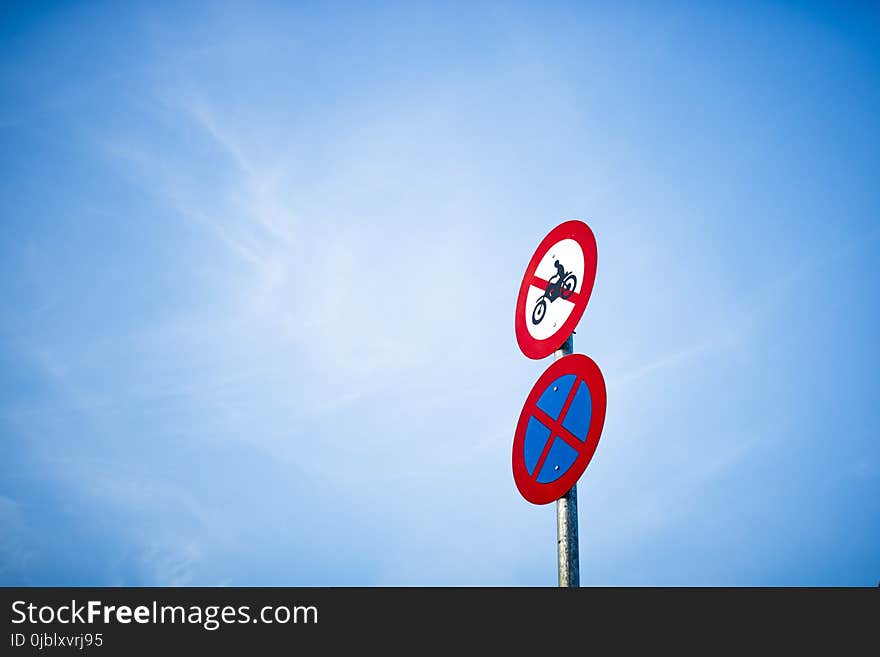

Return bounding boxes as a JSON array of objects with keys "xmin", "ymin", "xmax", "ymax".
[{"xmin": 532, "ymin": 260, "xmax": 577, "ymax": 325}]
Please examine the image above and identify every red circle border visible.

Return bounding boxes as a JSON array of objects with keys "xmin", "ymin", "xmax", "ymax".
[
  {"xmin": 514, "ymin": 220, "xmax": 597, "ymax": 360},
  {"xmin": 512, "ymin": 353, "xmax": 607, "ymax": 505}
]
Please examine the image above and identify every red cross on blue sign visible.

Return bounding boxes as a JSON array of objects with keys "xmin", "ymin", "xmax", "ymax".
[{"xmin": 512, "ymin": 354, "xmax": 607, "ymax": 505}]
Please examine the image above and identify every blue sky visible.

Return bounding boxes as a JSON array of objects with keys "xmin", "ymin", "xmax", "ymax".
[{"xmin": 1, "ymin": 1, "xmax": 878, "ymax": 586}]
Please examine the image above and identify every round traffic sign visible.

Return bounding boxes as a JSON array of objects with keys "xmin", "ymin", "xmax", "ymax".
[
  {"xmin": 514, "ymin": 220, "xmax": 597, "ymax": 360},
  {"xmin": 512, "ymin": 353, "xmax": 606, "ymax": 505}
]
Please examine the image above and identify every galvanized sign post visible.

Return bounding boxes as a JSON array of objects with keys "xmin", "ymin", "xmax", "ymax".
[{"xmin": 554, "ymin": 334, "xmax": 579, "ymax": 588}]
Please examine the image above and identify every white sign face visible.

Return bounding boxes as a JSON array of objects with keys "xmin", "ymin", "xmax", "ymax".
[
  {"xmin": 523, "ymin": 238, "xmax": 585, "ymax": 341},
  {"xmin": 515, "ymin": 219, "xmax": 597, "ymax": 360}
]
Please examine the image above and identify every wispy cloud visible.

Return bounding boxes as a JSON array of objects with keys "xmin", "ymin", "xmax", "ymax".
[
  {"xmin": 0, "ymin": 496, "xmax": 33, "ymax": 584},
  {"xmin": 140, "ymin": 539, "xmax": 203, "ymax": 586}
]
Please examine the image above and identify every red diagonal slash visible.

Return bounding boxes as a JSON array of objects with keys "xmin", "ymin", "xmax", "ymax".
[
  {"xmin": 529, "ymin": 378, "xmax": 585, "ymax": 480},
  {"xmin": 531, "ymin": 276, "xmax": 582, "ymax": 305}
]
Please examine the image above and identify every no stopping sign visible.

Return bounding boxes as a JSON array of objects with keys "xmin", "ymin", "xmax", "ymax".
[{"xmin": 512, "ymin": 353, "xmax": 607, "ymax": 505}]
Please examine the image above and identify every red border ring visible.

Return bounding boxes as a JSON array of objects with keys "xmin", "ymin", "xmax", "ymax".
[
  {"xmin": 514, "ymin": 220, "xmax": 597, "ymax": 360},
  {"xmin": 512, "ymin": 353, "xmax": 607, "ymax": 505}
]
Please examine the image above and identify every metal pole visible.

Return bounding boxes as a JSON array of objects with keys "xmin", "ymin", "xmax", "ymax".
[{"xmin": 554, "ymin": 333, "xmax": 580, "ymax": 587}]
